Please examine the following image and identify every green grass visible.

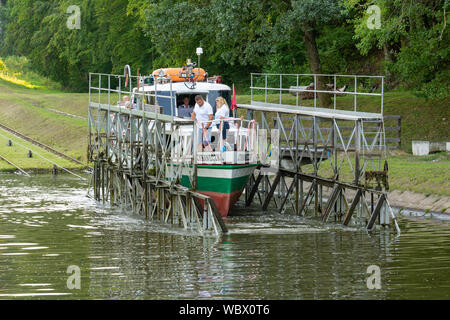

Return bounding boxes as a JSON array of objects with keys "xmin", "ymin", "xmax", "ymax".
[
  {"xmin": 0, "ymin": 129, "xmax": 84, "ymax": 172},
  {"xmin": 0, "ymin": 78, "xmax": 89, "ymax": 163},
  {"xmin": 388, "ymin": 152, "xmax": 450, "ymax": 196},
  {"xmin": 306, "ymin": 151, "xmax": 450, "ymax": 196},
  {"xmin": 0, "ymin": 56, "xmax": 62, "ymax": 90}
]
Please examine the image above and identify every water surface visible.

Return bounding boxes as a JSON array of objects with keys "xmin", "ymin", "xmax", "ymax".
[{"xmin": 0, "ymin": 174, "xmax": 449, "ymax": 299}]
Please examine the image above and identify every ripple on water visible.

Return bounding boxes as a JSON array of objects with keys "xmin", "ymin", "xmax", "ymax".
[
  {"xmin": 19, "ymin": 283, "xmax": 52, "ymax": 287},
  {"xmin": 0, "ymin": 174, "xmax": 449, "ymax": 300},
  {"xmin": 0, "ymin": 235, "xmax": 15, "ymax": 239},
  {"xmin": 0, "ymin": 293, "xmax": 72, "ymax": 298}
]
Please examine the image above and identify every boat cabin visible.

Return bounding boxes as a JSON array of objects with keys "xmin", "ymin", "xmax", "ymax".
[{"xmin": 135, "ymin": 76, "xmax": 231, "ymax": 119}]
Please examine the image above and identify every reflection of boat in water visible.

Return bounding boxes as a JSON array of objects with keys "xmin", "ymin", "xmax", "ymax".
[{"xmin": 132, "ymin": 60, "xmax": 259, "ymax": 217}]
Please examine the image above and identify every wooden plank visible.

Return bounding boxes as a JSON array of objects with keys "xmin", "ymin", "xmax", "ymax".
[
  {"xmin": 342, "ymin": 189, "xmax": 363, "ymax": 226},
  {"xmin": 262, "ymin": 173, "xmax": 282, "ymax": 211},
  {"xmin": 298, "ymin": 180, "xmax": 316, "ymax": 216},
  {"xmin": 278, "ymin": 177, "xmax": 296, "ymax": 214},
  {"xmin": 321, "ymin": 184, "xmax": 342, "ymax": 222},
  {"xmin": 246, "ymin": 172, "xmax": 264, "ymax": 206},
  {"xmin": 207, "ymin": 198, "xmax": 228, "ymax": 234},
  {"xmin": 366, "ymin": 194, "xmax": 386, "ymax": 230}
]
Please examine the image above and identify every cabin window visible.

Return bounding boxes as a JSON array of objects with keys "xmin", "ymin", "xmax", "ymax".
[
  {"xmin": 176, "ymin": 94, "xmax": 196, "ymax": 108},
  {"xmin": 219, "ymin": 90, "xmax": 231, "ymax": 107},
  {"xmin": 176, "ymin": 94, "xmax": 196, "ymax": 119}
]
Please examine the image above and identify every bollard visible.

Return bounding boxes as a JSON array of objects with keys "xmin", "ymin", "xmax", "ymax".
[
  {"xmin": 7, "ymin": 140, "xmax": 12, "ymax": 147},
  {"xmin": 27, "ymin": 150, "xmax": 33, "ymax": 158},
  {"xmin": 52, "ymin": 164, "xmax": 58, "ymax": 176}
]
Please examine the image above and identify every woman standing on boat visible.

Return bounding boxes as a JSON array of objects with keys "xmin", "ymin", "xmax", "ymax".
[
  {"xmin": 214, "ymin": 96, "xmax": 230, "ymax": 140},
  {"xmin": 191, "ymin": 95, "xmax": 213, "ymax": 150}
]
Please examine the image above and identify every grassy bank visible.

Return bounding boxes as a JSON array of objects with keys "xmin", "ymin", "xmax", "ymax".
[
  {"xmin": 307, "ymin": 151, "xmax": 449, "ymax": 197},
  {"xmin": 0, "ymin": 70, "xmax": 448, "ymax": 196},
  {"xmin": 0, "ymin": 129, "xmax": 84, "ymax": 172},
  {"xmin": 0, "ymin": 79, "xmax": 88, "ymax": 163}
]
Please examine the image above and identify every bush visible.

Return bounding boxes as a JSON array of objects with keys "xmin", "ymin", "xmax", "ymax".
[
  {"xmin": 0, "ymin": 58, "xmax": 7, "ymax": 72},
  {"xmin": 0, "ymin": 55, "xmax": 61, "ymax": 89}
]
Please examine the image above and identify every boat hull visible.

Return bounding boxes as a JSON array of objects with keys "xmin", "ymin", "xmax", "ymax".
[{"xmin": 180, "ymin": 164, "xmax": 257, "ymax": 217}]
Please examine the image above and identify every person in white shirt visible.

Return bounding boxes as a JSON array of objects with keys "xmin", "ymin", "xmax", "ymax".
[
  {"xmin": 119, "ymin": 95, "xmax": 131, "ymax": 109},
  {"xmin": 178, "ymin": 96, "xmax": 193, "ymax": 118},
  {"xmin": 214, "ymin": 96, "xmax": 230, "ymax": 140},
  {"xmin": 191, "ymin": 95, "xmax": 213, "ymax": 149}
]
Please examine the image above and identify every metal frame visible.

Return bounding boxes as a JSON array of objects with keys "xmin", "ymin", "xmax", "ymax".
[
  {"xmin": 244, "ymin": 73, "xmax": 399, "ymax": 232},
  {"xmin": 87, "ymin": 70, "xmax": 400, "ymax": 235},
  {"xmin": 88, "ymin": 72, "xmax": 227, "ymax": 236}
]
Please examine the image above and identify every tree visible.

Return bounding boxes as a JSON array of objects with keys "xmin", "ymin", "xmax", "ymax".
[
  {"xmin": 345, "ymin": 0, "xmax": 449, "ymax": 98},
  {"xmin": 0, "ymin": 0, "xmax": 9, "ymax": 46},
  {"xmin": 274, "ymin": 0, "xmax": 344, "ymax": 107}
]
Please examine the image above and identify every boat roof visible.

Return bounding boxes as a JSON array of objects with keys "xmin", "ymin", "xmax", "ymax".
[{"xmin": 139, "ymin": 81, "xmax": 231, "ymax": 94}]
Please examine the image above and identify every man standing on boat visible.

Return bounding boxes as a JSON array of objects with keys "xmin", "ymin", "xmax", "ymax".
[
  {"xmin": 178, "ymin": 96, "xmax": 194, "ymax": 118},
  {"xmin": 191, "ymin": 95, "xmax": 213, "ymax": 151}
]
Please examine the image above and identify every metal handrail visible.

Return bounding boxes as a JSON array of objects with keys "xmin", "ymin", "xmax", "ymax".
[{"xmin": 250, "ymin": 73, "xmax": 385, "ymax": 115}]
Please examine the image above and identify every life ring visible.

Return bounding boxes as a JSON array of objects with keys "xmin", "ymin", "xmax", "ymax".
[{"xmin": 152, "ymin": 67, "xmax": 207, "ymax": 82}]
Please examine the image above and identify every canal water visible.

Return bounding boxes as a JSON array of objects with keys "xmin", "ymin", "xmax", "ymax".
[{"xmin": 0, "ymin": 174, "xmax": 449, "ymax": 300}]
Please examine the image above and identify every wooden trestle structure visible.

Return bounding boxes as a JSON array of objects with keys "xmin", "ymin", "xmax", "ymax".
[
  {"xmin": 242, "ymin": 73, "xmax": 400, "ymax": 233},
  {"xmin": 88, "ymin": 72, "xmax": 227, "ymax": 236},
  {"xmin": 88, "ymin": 71, "xmax": 400, "ymax": 236}
]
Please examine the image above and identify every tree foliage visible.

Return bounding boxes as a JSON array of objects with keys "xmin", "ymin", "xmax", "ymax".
[{"xmin": 0, "ymin": 0, "xmax": 447, "ymax": 99}]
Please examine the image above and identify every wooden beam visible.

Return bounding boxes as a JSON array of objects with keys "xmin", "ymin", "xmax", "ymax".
[
  {"xmin": 262, "ymin": 173, "xmax": 282, "ymax": 211},
  {"xmin": 342, "ymin": 189, "xmax": 363, "ymax": 226},
  {"xmin": 366, "ymin": 194, "xmax": 386, "ymax": 230},
  {"xmin": 246, "ymin": 172, "xmax": 264, "ymax": 206},
  {"xmin": 322, "ymin": 184, "xmax": 342, "ymax": 222}
]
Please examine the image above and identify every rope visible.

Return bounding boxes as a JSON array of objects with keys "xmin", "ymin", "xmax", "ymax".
[
  {"xmin": 201, "ymin": 123, "xmax": 212, "ymax": 150},
  {"xmin": 0, "ymin": 131, "xmax": 87, "ymax": 181}
]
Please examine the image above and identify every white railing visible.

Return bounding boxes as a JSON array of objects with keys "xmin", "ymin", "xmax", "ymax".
[
  {"xmin": 250, "ymin": 73, "xmax": 384, "ymax": 115},
  {"xmin": 170, "ymin": 118, "xmax": 259, "ymax": 165},
  {"xmin": 89, "ymin": 71, "xmax": 176, "ymax": 114}
]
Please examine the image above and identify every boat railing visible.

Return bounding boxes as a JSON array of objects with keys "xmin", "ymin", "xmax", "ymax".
[
  {"xmin": 170, "ymin": 118, "xmax": 260, "ymax": 165},
  {"xmin": 89, "ymin": 71, "xmax": 176, "ymax": 114}
]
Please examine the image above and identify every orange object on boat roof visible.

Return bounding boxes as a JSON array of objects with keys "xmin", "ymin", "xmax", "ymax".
[{"xmin": 152, "ymin": 67, "xmax": 207, "ymax": 82}]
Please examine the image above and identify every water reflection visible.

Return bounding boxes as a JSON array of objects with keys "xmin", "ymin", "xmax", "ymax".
[{"xmin": 0, "ymin": 174, "xmax": 449, "ymax": 299}]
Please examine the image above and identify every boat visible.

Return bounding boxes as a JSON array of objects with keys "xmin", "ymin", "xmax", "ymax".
[{"xmin": 132, "ymin": 59, "xmax": 260, "ymax": 217}]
